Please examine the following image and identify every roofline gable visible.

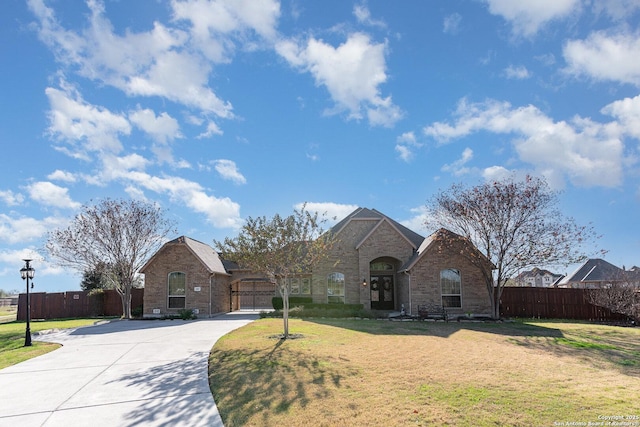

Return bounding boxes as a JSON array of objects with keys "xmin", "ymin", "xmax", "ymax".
[{"xmin": 355, "ymin": 217, "xmax": 419, "ymax": 250}]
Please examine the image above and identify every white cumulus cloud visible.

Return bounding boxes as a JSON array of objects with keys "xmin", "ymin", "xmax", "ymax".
[
  {"xmin": 483, "ymin": 0, "xmax": 580, "ymax": 37},
  {"xmin": 424, "ymin": 98, "xmax": 632, "ymax": 188},
  {"xmin": 276, "ymin": 32, "xmax": 403, "ymax": 127},
  {"xmin": 563, "ymin": 30, "xmax": 640, "ymax": 86},
  {"xmin": 26, "ymin": 182, "xmax": 81, "ymax": 210},
  {"xmin": 214, "ymin": 159, "xmax": 247, "ymax": 184}
]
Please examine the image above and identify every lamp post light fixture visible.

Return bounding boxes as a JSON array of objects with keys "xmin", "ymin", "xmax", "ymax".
[{"xmin": 20, "ymin": 259, "xmax": 35, "ymax": 347}]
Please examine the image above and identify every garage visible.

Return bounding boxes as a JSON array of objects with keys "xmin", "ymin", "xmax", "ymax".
[{"xmin": 231, "ymin": 279, "xmax": 275, "ymax": 310}]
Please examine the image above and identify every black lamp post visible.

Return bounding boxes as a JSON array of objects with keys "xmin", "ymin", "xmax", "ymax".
[{"xmin": 20, "ymin": 259, "xmax": 35, "ymax": 347}]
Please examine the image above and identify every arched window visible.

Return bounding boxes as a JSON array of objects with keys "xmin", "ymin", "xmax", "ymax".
[
  {"xmin": 327, "ymin": 272, "xmax": 345, "ymax": 304},
  {"xmin": 168, "ymin": 272, "xmax": 186, "ymax": 309},
  {"xmin": 440, "ymin": 269, "xmax": 461, "ymax": 308}
]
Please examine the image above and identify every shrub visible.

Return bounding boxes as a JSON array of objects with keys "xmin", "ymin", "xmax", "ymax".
[
  {"xmin": 131, "ymin": 305, "xmax": 143, "ymax": 318},
  {"xmin": 263, "ymin": 303, "xmax": 378, "ymax": 319},
  {"xmin": 271, "ymin": 296, "xmax": 313, "ymax": 310},
  {"xmin": 178, "ymin": 308, "xmax": 196, "ymax": 320}
]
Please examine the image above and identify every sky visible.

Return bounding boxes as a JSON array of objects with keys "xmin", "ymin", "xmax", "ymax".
[{"xmin": 1, "ymin": 0, "xmax": 639, "ymax": 293}]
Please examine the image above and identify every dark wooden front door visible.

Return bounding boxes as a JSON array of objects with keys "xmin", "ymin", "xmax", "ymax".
[{"xmin": 370, "ymin": 275, "xmax": 394, "ymax": 310}]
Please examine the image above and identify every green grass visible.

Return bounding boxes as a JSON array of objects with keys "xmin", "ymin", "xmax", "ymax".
[
  {"xmin": 209, "ymin": 319, "xmax": 640, "ymax": 426},
  {"xmin": 0, "ymin": 319, "xmax": 100, "ymax": 370}
]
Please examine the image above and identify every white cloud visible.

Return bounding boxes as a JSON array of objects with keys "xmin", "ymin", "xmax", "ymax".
[
  {"xmin": 592, "ymin": 0, "xmax": 640, "ymax": 20},
  {"xmin": 47, "ymin": 170, "xmax": 77, "ymax": 183},
  {"xmin": 214, "ymin": 159, "xmax": 247, "ymax": 184},
  {"xmin": 129, "ymin": 108, "xmax": 181, "ymax": 144},
  {"xmin": 108, "ymin": 169, "xmax": 242, "ymax": 228},
  {"xmin": 0, "ymin": 190, "xmax": 25, "ymax": 206},
  {"xmin": 0, "ymin": 214, "xmax": 68, "ymax": 244},
  {"xmin": 563, "ymin": 30, "xmax": 640, "ymax": 86},
  {"xmin": 482, "ymin": 165, "xmax": 513, "ymax": 182},
  {"xmin": 483, "ymin": 0, "xmax": 580, "ymax": 37},
  {"xmin": 129, "ymin": 107, "xmax": 182, "ymax": 163},
  {"xmin": 26, "ymin": 182, "xmax": 81, "ymax": 210},
  {"xmin": 441, "ymin": 147, "xmax": 474, "ymax": 176},
  {"xmin": 295, "ymin": 202, "xmax": 359, "ymax": 224},
  {"xmin": 395, "ymin": 131, "xmax": 422, "ymax": 162},
  {"xmin": 45, "ymin": 84, "xmax": 131, "ymax": 159},
  {"xmin": 353, "ymin": 3, "xmax": 386, "ymax": 28},
  {"xmin": 276, "ymin": 32, "xmax": 403, "ymax": 127},
  {"xmin": 504, "ymin": 65, "xmax": 531, "ymax": 79},
  {"xmin": 29, "ymin": 0, "xmax": 234, "ymax": 119},
  {"xmin": 400, "ymin": 205, "xmax": 431, "ymax": 235},
  {"xmin": 171, "ymin": 0, "xmax": 281, "ymax": 62},
  {"xmin": 197, "ymin": 121, "xmax": 224, "ymax": 139},
  {"xmin": 424, "ymin": 98, "xmax": 629, "ymax": 188},
  {"xmin": 443, "ymin": 13, "xmax": 462, "ymax": 35},
  {"xmin": 601, "ymin": 94, "xmax": 640, "ymax": 139}
]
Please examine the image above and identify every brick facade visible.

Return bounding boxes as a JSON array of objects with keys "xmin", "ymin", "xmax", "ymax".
[
  {"xmin": 141, "ymin": 239, "xmax": 230, "ymax": 318},
  {"xmin": 140, "ymin": 208, "xmax": 493, "ymax": 317}
]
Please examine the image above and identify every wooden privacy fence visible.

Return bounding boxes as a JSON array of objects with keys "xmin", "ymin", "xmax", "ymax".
[
  {"xmin": 500, "ymin": 287, "xmax": 628, "ymax": 321},
  {"xmin": 17, "ymin": 288, "xmax": 144, "ymax": 320}
]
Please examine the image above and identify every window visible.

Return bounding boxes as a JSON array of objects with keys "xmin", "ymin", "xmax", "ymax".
[
  {"xmin": 327, "ymin": 272, "xmax": 345, "ymax": 304},
  {"xmin": 290, "ymin": 278, "xmax": 300, "ymax": 295},
  {"xmin": 168, "ymin": 272, "xmax": 186, "ymax": 309},
  {"xmin": 301, "ymin": 278, "xmax": 311, "ymax": 295},
  {"xmin": 440, "ymin": 268, "xmax": 461, "ymax": 308}
]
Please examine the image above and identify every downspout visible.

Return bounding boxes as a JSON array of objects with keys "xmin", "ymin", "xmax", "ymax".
[
  {"xmin": 403, "ymin": 270, "xmax": 412, "ymax": 315},
  {"xmin": 209, "ymin": 273, "xmax": 214, "ymax": 318}
]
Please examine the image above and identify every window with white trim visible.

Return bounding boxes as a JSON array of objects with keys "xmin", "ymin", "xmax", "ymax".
[
  {"xmin": 440, "ymin": 268, "xmax": 461, "ymax": 308},
  {"xmin": 168, "ymin": 272, "xmax": 186, "ymax": 309},
  {"xmin": 327, "ymin": 272, "xmax": 345, "ymax": 304}
]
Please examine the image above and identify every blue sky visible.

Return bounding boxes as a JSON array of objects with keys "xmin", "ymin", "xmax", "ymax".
[{"xmin": 1, "ymin": 0, "xmax": 639, "ymax": 293}]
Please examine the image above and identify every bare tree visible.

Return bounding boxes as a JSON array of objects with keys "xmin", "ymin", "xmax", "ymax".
[
  {"xmin": 215, "ymin": 205, "xmax": 335, "ymax": 338},
  {"xmin": 588, "ymin": 271, "xmax": 640, "ymax": 322},
  {"xmin": 46, "ymin": 199, "xmax": 176, "ymax": 318},
  {"xmin": 425, "ymin": 175, "xmax": 599, "ymax": 319}
]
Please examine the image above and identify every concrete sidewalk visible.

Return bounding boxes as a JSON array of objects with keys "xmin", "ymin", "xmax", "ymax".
[{"xmin": 0, "ymin": 312, "xmax": 258, "ymax": 427}]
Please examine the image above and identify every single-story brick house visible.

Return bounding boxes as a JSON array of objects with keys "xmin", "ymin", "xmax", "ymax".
[{"xmin": 140, "ymin": 207, "xmax": 493, "ymax": 318}]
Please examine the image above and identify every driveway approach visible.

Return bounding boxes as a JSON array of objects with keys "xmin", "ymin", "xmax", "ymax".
[{"xmin": 0, "ymin": 312, "xmax": 258, "ymax": 427}]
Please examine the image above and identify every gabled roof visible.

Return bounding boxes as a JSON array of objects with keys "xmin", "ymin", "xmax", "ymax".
[
  {"xmin": 140, "ymin": 236, "xmax": 230, "ymax": 275},
  {"xmin": 331, "ymin": 207, "xmax": 424, "ymax": 249},
  {"xmin": 558, "ymin": 258, "xmax": 622, "ymax": 285},
  {"xmin": 515, "ymin": 267, "xmax": 563, "ymax": 280},
  {"xmin": 400, "ymin": 228, "xmax": 493, "ymax": 272}
]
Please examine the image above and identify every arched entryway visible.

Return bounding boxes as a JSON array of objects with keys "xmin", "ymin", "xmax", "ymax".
[{"xmin": 369, "ymin": 258, "xmax": 398, "ymax": 310}]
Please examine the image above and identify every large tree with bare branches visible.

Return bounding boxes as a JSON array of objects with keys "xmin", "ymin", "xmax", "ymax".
[
  {"xmin": 425, "ymin": 175, "xmax": 599, "ymax": 319},
  {"xmin": 215, "ymin": 205, "xmax": 335, "ymax": 338},
  {"xmin": 46, "ymin": 199, "xmax": 175, "ymax": 318}
]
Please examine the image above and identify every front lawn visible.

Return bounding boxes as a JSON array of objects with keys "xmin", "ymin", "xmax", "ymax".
[
  {"xmin": 209, "ymin": 318, "xmax": 640, "ymax": 426},
  {"xmin": 0, "ymin": 319, "xmax": 99, "ymax": 370}
]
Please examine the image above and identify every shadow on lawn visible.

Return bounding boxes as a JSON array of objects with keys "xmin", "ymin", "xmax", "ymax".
[
  {"xmin": 209, "ymin": 340, "xmax": 352, "ymax": 426},
  {"xmin": 308, "ymin": 318, "xmax": 640, "ymax": 377},
  {"xmin": 307, "ymin": 317, "xmax": 565, "ymax": 339}
]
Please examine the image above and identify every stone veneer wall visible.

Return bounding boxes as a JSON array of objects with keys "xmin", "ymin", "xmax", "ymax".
[{"xmin": 142, "ymin": 243, "xmax": 230, "ymax": 318}]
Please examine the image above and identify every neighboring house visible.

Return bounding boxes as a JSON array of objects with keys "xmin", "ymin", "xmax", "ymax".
[
  {"xmin": 140, "ymin": 207, "xmax": 494, "ymax": 318},
  {"xmin": 556, "ymin": 258, "xmax": 640, "ymax": 289},
  {"xmin": 513, "ymin": 268, "xmax": 564, "ymax": 287}
]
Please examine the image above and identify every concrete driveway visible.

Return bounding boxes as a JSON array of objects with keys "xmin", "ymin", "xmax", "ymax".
[{"xmin": 0, "ymin": 312, "xmax": 258, "ymax": 427}]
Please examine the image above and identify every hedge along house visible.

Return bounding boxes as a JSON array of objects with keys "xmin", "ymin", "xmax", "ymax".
[{"xmin": 140, "ymin": 208, "xmax": 493, "ymax": 318}]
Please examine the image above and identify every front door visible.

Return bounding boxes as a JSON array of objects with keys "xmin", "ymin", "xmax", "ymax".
[{"xmin": 370, "ymin": 275, "xmax": 394, "ymax": 310}]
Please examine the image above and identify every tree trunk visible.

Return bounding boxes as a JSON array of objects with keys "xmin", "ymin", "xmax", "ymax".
[
  {"xmin": 282, "ymin": 283, "xmax": 289, "ymax": 338},
  {"xmin": 116, "ymin": 283, "xmax": 132, "ymax": 319}
]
